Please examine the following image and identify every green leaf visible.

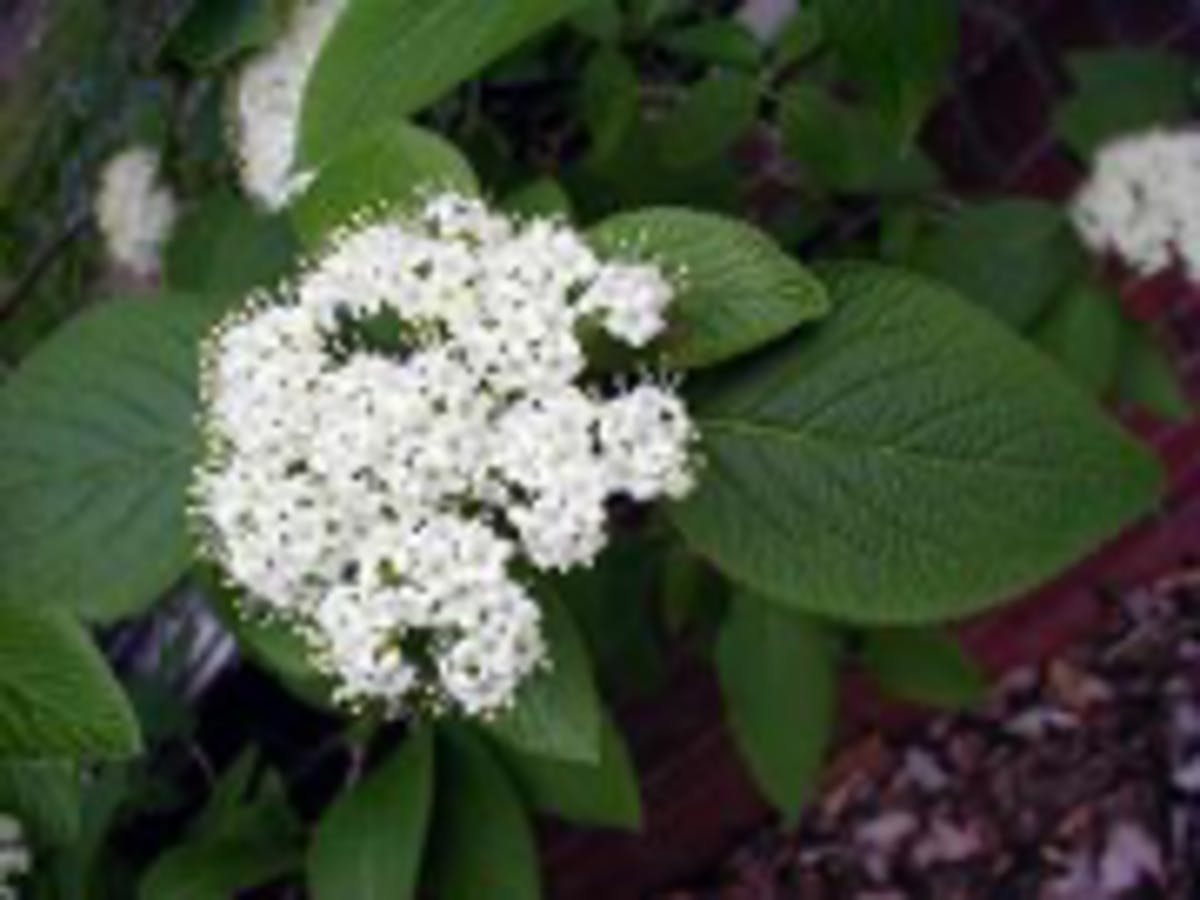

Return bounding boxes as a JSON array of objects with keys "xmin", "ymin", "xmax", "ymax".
[
  {"xmin": 914, "ymin": 199, "xmax": 1084, "ymax": 330},
  {"xmin": 1055, "ymin": 49, "xmax": 1194, "ymax": 159},
  {"xmin": 1032, "ymin": 281, "xmax": 1123, "ymax": 394},
  {"xmin": 308, "ymin": 730, "xmax": 434, "ymax": 900},
  {"xmin": 486, "ymin": 590, "xmax": 601, "ymax": 763},
  {"xmin": 501, "ymin": 177, "xmax": 573, "ymax": 219},
  {"xmin": 571, "ymin": 117, "xmax": 742, "ymax": 216},
  {"xmin": 878, "ymin": 203, "xmax": 929, "ymax": 263},
  {"xmin": 126, "ymin": 675, "xmax": 196, "ymax": 746},
  {"xmin": 780, "ymin": 83, "xmax": 940, "ymax": 195},
  {"xmin": 199, "ymin": 571, "xmax": 334, "ymax": 711},
  {"xmin": 660, "ymin": 544, "xmax": 728, "ymax": 637},
  {"xmin": 48, "ymin": 764, "xmax": 135, "ymax": 899},
  {"xmin": 140, "ymin": 827, "xmax": 298, "ymax": 900},
  {"xmin": 860, "ymin": 626, "xmax": 986, "ymax": 709},
  {"xmin": 716, "ymin": 590, "xmax": 837, "ymax": 820},
  {"xmin": 140, "ymin": 762, "xmax": 302, "ymax": 900},
  {"xmin": 816, "ymin": 0, "xmax": 958, "ymax": 138},
  {"xmin": 165, "ymin": 191, "xmax": 298, "ymax": 296},
  {"xmin": 0, "ymin": 760, "xmax": 81, "ymax": 846},
  {"xmin": 169, "ymin": 0, "xmax": 288, "ymax": 69},
  {"xmin": 580, "ymin": 48, "xmax": 641, "ymax": 166},
  {"xmin": 629, "ymin": 0, "xmax": 686, "ymax": 33},
  {"xmin": 0, "ymin": 297, "xmax": 214, "ymax": 621},
  {"xmin": 428, "ymin": 727, "xmax": 540, "ymax": 900},
  {"xmin": 0, "ymin": 606, "xmax": 141, "ymax": 760},
  {"xmin": 569, "ymin": 0, "xmax": 622, "ymax": 42},
  {"xmin": 588, "ymin": 208, "xmax": 828, "ymax": 369},
  {"xmin": 497, "ymin": 712, "xmax": 641, "ymax": 830},
  {"xmin": 773, "ymin": 7, "xmax": 824, "ymax": 67},
  {"xmin": 559, "ymin": 535, "xmax": 665, "ymax": 696},
  {"xmin": 654, "ymin": 71, "xmax": 759, "ymax": 170},
  {"xmin": 671, "ymin": 262, "xmax": 1163, "ymax": 624},
  {"xmin": 1118, "ymin": 321, "xmax": 1192, "ymax": 422},
  {"xmin": 291, "ymin": 122, "xmax": 479, "ymax": 248},
  {"xmin": 299, "ymin": 0, "xmax": 587, "ymax": 165},
  {"xmin": 192, "ymin": 749, "xmax": 260, "ymax": 835},
  {"xmin": 661, "ymin": 20, "xmax": 761, "ymax": 70}
]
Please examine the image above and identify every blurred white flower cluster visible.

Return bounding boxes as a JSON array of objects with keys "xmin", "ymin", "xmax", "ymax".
[
  {"xmin": 231, "ymin": 0, "xmax": 348, "ymax": 209},
  {"xmin": 1071, "ymin": 129, "xmax": 1200, "ymax": 281},
  {"xmin": 0, "ymin": 815, "xmax": 29, "ymax": 900},
  {"xmin": 94, "ymin": 145, "xmax": 177, "ymax": 277},
  {"xmin": 192, "ymin": 194, "xmax": 696, "ymax": 717}
]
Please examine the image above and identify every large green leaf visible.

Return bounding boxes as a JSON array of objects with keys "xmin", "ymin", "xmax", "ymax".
[
  {"xmin": 779, "ymin": 83, "xmax": 940, "ymax": 196},
  {"xmin": 860, "ymin": 626, "xmax": 986, "ymax": 709},
  {"xmin": 0, "ymin": 606, "xmax": 141, "ymax": 760},
  {"xmin": 497, "ymin": 712, "xmax": 641, "ymax": 831},
  {"xmin": 1055, "ymin": 49, "xmax": 1195, "ymax": 159},
  {"xmin": 299, "ymin": 0, "xmax": 587, "ymax": 165},
  {"xmin": 588, "ymin": 208, "xmax": 828, "ymax": 369},
  {"xmin": 165, "ymin": 191, "xmax": 298, "ymax": 296},
  {"xmin": 717, "ymin": 590, "xmax": 837, "ymax": 821},
  {"xmin": 0, "ymin": 297, "xmax": 214, "ymax": 621},
  {"xmin": 427, "ymin": 727, "xmax": 540, "ymax": 900},
  {"xmin": 308, "ymin": 729, "xmax": 434, "ymax": 900},
  {"xmin": 0, "ymin": 760, "xmax": 81, "ymax": 846},
  {"xmin": 1032, "ymin": 281, "xmax": 1123, "ymax": 395},
  {"xmin": 913, "ymin": 199, "xmax": 1084, "ymax": 329},
  {"xmin": 816, "ymin": 0, "xmax": 958, "ymax": 138},
  {"xmin": 291, "ymin": 122, "xmax": 479, "ymax": 248},
  {"xmin": 485, "ymin": 590, "xmax": 601, "ymax": 764},
  {"xmin": 671, "ymin": 263, "xmax": 1163, "ymax": 624}
]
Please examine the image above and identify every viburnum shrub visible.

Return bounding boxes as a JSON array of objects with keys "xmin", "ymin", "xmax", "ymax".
[{"xmin": 0, "ymin": 1, "xmax": 1191, "ymax": 897}]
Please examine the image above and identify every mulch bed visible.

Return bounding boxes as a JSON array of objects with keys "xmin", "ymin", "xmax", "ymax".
[{"xmin": 662, "ymin": 573, "xmax": 1200, "ymax": 900}]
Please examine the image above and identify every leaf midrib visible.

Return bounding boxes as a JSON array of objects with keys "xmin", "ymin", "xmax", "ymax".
[{"xmin": 700, "ymin": 415, "xmax": 1109, "ymax": 483}]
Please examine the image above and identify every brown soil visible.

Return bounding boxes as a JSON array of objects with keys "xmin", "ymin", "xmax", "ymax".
[{"xmin": 662, "ymin": 578, "xmax": 1200, "ymax": 899}]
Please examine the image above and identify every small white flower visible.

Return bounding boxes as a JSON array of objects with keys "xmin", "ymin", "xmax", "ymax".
[
  {"xmin": 599, "ymin": 384, "xmax": 696, "ymax": 501},
  {"xmin": 231, "ymin": 0, "xmax": 349, "ymax": 209},
  {"xmin": 580, "ymin": 263, "xmax": 674, "ymax": 347},
  {"xmin": 94, "ymin": 145, "xmax": 176, "ymax": 276},
  {"xmin": 192, "ymin": 193, "xmax": 697, "ymax": 718},
  {"xmin": 1071, "ymin": 128, "xmax": 1200, "ymax": 281},
  {"xmin": 0, "ymin": 815, "xmax": 30, "ymax": 899}
]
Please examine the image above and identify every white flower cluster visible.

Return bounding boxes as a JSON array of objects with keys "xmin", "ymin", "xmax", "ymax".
[
  {"xmin": 0, "ymin": 815, "xmax": 29, "ymax": 900},
  {"xmin": 192, "ymin": 194, "xmax": 696, "ymax": 717},
  {"xmin": 94, "ymin": 145, "xmax": 176, "ymax": 277},
  {"xmin": 1071, "ymin": 129, "xmax": 1200, "ymax": 281},
  {"xmin": 231, "ymin": 0, "xmax": 348, "ymax": 209}
]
